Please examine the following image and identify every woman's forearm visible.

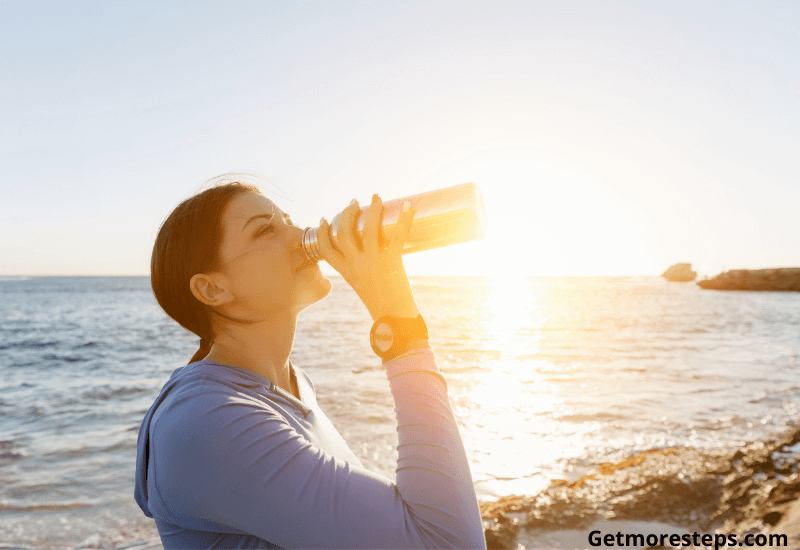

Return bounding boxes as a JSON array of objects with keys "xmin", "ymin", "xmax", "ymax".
[{"xmin": 384, "ymin": 347, "xmax": 487, "ymax": 549}]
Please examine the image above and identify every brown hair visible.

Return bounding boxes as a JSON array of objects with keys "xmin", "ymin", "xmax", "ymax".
[{"xmin": 151, "ymin": 180, "xmax": 261, "ymax": 363}]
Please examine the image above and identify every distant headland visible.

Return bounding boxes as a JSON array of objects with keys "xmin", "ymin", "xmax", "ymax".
[
  {"xmin": 662, "ymin": 263, "xmax": 800, "ymax": 291},
  {"xmin": 696, "ymin": 268, "xmax": 800, "ymax": 291}
]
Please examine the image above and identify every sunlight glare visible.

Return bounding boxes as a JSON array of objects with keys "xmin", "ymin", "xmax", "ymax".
[{"xmin": 481, "ymin": 275, "xmax": 542, "ymax": 361}]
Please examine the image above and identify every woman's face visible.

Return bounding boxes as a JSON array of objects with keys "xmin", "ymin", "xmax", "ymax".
[{"xmin": 213, "ymin": 191, "xmax": 332, "ymax": 318}]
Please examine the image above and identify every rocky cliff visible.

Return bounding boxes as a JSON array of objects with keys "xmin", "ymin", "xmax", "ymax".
[{"xmin": 697, "ymin": 268, "xmax": 800, "ymax": 291}]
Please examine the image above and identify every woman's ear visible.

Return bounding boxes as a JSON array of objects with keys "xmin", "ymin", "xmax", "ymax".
[{"xmin": 190, "ymin": 273, "xmax": 234, "ymax": 307}]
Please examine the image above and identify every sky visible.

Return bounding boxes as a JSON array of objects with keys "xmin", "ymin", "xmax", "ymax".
[{"xmin": 1, "ymin": 0, "xmax": 798, "ymax": 277}]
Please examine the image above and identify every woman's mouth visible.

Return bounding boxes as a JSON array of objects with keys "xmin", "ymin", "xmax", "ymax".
[
  {"xmin": 294, "ymin": 258, "xmax": 318, "ymax": 273},
  {"xmin": 291, "ymin": 243, "xmax": 319, "ymax": 273}
]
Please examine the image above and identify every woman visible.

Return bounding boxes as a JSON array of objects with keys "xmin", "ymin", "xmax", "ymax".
[{"xmin": 134, "ymin": 175, "xmax": 486, "ymax": 549}]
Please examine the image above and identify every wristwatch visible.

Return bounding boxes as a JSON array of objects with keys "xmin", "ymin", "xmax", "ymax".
[{"xmin": 370, "ymin": 314, "xmax": 429, "ymax": 361}]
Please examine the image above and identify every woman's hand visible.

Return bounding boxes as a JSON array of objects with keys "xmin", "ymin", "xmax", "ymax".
[{"xmin": 317, "ymin": 194, "xmax": 419, "ymax": 321}]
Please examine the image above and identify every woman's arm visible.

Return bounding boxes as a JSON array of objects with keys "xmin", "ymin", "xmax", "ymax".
[{"xmin": 383, "ymin": 346, "xmax": 486, "ymax": 549}]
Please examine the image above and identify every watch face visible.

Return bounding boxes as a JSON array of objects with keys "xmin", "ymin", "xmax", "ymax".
[{"xmin": 372, "ymin": 322, "xmax": 394, "ymax": 353}]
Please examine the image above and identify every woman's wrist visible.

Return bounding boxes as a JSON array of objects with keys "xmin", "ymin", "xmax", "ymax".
[
  {"xmin": 381, "ymin": 338, "xmax": 430, "ymax": 364},
  {"xmin": 370, "ymin": 301, "xmax": 419, "ymax": 321},
  {"xmin": 366, "ymin": 284, "xmax": 419, "ymax": 320},
  {"xmin": 361, "ymin": 267, "xmax": 419, "ymax": 320}
]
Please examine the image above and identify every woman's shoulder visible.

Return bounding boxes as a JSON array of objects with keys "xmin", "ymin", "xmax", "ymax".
[
  {"xmin": 152, "ymin": 362, "xmax": 275, "ymax": 420},
  {"xmin": 181, "ymin": 360, "xmax": 272, "ymax": 390}
]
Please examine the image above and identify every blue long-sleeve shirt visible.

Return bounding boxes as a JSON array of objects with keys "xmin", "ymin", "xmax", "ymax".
[{"xmin": 134, "ymin": 347, "xmax": 487, "ymax": 549}]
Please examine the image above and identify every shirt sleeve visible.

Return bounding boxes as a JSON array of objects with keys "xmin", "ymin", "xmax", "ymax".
[{"xmin": 152, "ymin": 347, "xmax": 487, "ymax": 550}]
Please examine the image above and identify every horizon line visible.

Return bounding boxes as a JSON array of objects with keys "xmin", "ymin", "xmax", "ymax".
[{"xmin": 2, "ymin": 273, "xmax": 674, "ymax": 278}]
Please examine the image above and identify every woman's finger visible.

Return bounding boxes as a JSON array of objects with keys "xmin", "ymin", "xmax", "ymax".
[
  {"xmin": 386, "ymin": 201, "xmax": 415, "ymax": 257},
  {"xmin": 315, "ymin": 218, "xmax": 344, "ymax": 269},
  {"xmin": 362, "ymin": 194, "xmax": 383, "ymax": 255},
  {"xmin": 337, "ymin": 199, "xmax": 362, "ymax": 258}
]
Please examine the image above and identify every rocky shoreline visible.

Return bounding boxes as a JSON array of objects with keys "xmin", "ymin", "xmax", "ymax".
[
  {"xmin": 696, "ymin": 268, "xmax": 800, "ymax": 291},
  {"xmin": 478, "ymin": 424, "xmax": 800, "ymax": 549}
]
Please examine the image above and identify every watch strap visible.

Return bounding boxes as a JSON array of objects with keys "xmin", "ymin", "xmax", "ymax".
[
  {"xmin": 370, "ymin": 314, "xmax": 428, "ymax": 361},
  {"xmin": 382, "ymin": 338, "xmax": 430, "ymax": 364}
]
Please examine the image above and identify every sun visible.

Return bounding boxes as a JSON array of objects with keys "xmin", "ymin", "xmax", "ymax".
[{"xmin": 401, "ymin": 145, "xmax": 650, "ymax": 277}]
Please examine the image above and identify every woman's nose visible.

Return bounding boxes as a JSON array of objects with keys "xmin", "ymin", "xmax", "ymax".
[
  {"xmin": 289, "ymin": 224, "xmax": 304, "ymax": 245},
  {"xmin": 288, "ymin": 224, "xmax": 307, "ymax": 258}
]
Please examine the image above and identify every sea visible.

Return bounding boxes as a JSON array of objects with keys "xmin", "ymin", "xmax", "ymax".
[{"xmin": 1, "ymin": 275, "xmax": 799, "ymax": 549}]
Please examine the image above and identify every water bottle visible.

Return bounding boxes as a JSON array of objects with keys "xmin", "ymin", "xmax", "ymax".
[{"xmin": 300, "ymin": 182, "xmax": 487, "ymax": 262}]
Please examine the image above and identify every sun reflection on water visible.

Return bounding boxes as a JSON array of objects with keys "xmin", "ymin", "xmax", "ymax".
[
  {"xmin": 480, "ymin": 275, "xmax": 544, "ymax": 360},
  {"xmin": 450, "ymin": 276, "xmax": 592, "ymax": 500}
]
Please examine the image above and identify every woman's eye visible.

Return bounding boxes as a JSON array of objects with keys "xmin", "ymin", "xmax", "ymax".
[{"xmin": 258, "ymin": 223, "xmax": 275, "ymax": 236}]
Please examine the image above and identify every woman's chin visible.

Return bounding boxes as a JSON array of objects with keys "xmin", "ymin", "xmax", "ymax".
[
  {"xmin": 316, "ymin": 275, "xmax": 333, "ymax": 300},
  {"xmin": 298, "ymin": 274, "xmax": 332, "ymax": 309}
]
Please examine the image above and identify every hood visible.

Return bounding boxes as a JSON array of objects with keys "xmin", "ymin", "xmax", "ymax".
[
  {"xmin": 134, "ymin": 360, "xmax": 311, "ymax": 518},
  {"xmin": 134, "ymin": 363, "xmax": 188, "ymax": 518}
]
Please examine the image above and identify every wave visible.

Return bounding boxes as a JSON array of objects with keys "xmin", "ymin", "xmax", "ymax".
[
  {"xmin": 42, "ymin": 353, "xmax": 88, "ymax": 363},
  {"xmin": 554, "ymin": 412, "xmax": 627, "ymax": 423},
  {"xmin": 0, "ymin": 501, "xmax": 93, "ymax": 512},
  {"xmin": 0, "ymin": 340, "xmax": 59, "ymax": 351},
  {"xmin": 80, "ymin": 385, "xmax": 150, "ymax": 402},
  {"xmin": 0, "ymin": 439, "xmax": 26, "ymax": 461}
]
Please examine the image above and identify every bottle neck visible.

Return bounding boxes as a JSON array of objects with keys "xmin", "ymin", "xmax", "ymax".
[{"xmin": 301, "ymin": 227, "xmax": 322, "ymax": 262}]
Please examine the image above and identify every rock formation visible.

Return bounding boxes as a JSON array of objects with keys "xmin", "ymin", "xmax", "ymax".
[
  {"xmin": 697, "ymin": 268, "xmax": 800, "ymax": 291},
  {"xmin": 477, "ymin": 425, "xmax": 800, "ymax": 549},
  {"xmin": 662, "ymin": 263, "xmax": 697, "ymax": 282}
]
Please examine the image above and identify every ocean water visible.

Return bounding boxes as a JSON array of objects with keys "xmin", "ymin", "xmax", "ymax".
[{"xmin": 1, "ymin": 275, "xmax": 799, "ymax": 548}]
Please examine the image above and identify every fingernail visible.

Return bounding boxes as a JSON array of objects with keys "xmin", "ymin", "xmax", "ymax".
[
  {"xmin": 319, "ymin": 217, "xmax": 326, "ymax": 226},
  {"xmin": 402, "ymin": 201, "xmax": 411, "ymax": 212},
  {"xmin": 372, "ymin": 193, "xmax": 379, "ymax": 203},
  {"xmin": 350, "ymin": 198, "xmax": 357, "ymax": 206}
]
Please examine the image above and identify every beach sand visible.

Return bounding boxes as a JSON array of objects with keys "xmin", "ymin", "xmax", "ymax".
[{"xmin": 773, "ymin": 499, "xmax": 800, "ymax": 549}]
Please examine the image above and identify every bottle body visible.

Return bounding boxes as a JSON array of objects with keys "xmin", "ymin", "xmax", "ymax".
[{"xmin": 301, "ymin": 182, "xmax": 487, "ymax": 262}]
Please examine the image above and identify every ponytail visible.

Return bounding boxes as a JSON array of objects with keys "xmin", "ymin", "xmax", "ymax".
[{"xmin": 189, "ymin": 336, "xmax": 213, "ymax": 364}]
